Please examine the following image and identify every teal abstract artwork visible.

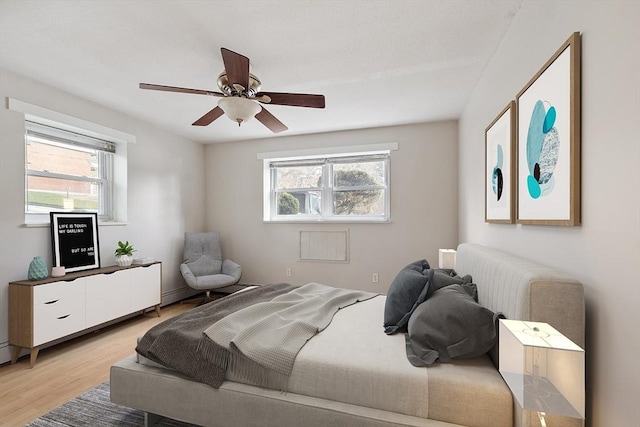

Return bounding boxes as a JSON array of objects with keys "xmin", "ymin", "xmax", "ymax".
[
  {"xmin": 526, "ymin": 100, "xmax": 559, "ymax": 199},
  {"xmin": 492, "ymin": 144, "xmax": 504, "ymax": 201}
]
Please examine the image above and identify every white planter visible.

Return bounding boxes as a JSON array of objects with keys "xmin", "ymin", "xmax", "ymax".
[{"xmin": 115, "ymin": 254, "xmax": 133, "ymax": 267}]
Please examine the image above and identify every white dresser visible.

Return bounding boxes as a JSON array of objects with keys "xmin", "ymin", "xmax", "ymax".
[{"xmin": 8, "ymin": 262, "xmax": 161, "ymax": 368}]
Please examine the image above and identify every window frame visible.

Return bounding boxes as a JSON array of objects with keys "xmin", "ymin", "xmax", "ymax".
[
  {"xmin": 261, "ymin": 144, "xmax": 397, "ymax": 223},
  {"xmin": 25, "ymin": 121, "xmax": 115, "ymax": 222},
  {"xmin": 9, "ymin": 98, "xmax": 134, "ymax": 226}
]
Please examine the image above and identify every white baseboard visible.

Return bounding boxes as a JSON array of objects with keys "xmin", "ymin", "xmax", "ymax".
[
  {"xmin": 162, "ymin": 287, "xmax": 198, "ymax": 305},
  {"xmin": 0, "ymin": 341, "xmax": 14, "ymax": 366}
]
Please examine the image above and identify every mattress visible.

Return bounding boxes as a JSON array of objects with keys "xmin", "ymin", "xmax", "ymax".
[
  {"xmin": 138, "ymin": 295, "xmax": 510, "ymax": 426},
  {"xmin": 139, "ymin": 296, "xmax": 428, "ymax": 417},
  {"xmin": 288, "ymin": 295, "xmax": 430, "ymax": 418}
]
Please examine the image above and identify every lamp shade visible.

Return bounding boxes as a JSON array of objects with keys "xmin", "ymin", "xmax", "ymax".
[
  {"xmin": 438, "ymin": 249, "xmax": 457, "ymax": 269},
  {"xmin": 499, "ymin": 320, "xmax": 585, "ymax": 420},
  {"xmin": 218, "ymin": 97, "xmax": 261, "ymax": 125}
]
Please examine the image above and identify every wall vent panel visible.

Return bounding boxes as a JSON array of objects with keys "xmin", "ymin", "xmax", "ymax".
[{"xmin": 299, "ymin": 230, "xmax": 349, "ymax": 262}]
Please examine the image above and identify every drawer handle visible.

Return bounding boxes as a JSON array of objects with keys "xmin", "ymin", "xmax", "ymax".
[
  {"xmin": 57, "ymin": 314, "xmax": 71, "ymax": 320},
  {"xmin": 63, "ymin": 277, "xmax": 77, "ymax": 282},
  {"xmin": 104, "ymin": 271, "xmax": 116, "ymax": 275},
  {"xmin": 44, "ymin": 300, "xmax": 59, "ymax": 305}
]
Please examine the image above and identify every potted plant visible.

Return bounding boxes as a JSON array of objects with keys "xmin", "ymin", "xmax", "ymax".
[{"xmin": 114, "ymin": 240, "xmax": 136, "ymax": 266}]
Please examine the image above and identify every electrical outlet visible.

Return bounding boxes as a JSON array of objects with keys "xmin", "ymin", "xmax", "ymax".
[
  {"xmin": 372, "ymin": 273, "xmax": 379, "ymax": 283},
  {"xmin": 286, "ymin": 268, "xmax": 292, "ymax": 277}
]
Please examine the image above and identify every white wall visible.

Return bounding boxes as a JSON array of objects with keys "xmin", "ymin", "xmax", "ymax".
[
  {"xmin": 0, "ymin": 68, "xmax": 206, "ymax": 364},
  {"xmin": 458, "ymin": 2, "xmax": 640, "ymax": 426},
  {"xmin": 205, "ymin": 121, "xmax": 459, "ymax": 294}
]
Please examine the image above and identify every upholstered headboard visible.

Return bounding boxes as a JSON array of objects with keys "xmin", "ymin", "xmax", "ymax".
[{"xmin": 456, "ymin": 243, "xmax": 585, "ymax": 348}]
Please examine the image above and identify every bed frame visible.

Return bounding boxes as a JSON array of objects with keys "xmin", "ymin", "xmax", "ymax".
[{"xmin": 110, "ymin": 243, "xmax": 585, "ymax": 427}]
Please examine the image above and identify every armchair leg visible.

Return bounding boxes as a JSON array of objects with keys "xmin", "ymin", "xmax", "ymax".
[
  {"xmin": 180, "ymin": 291, "xmax": 222, "ymax": 306},
  {"xmin": 180, "ymin": 293, "xmax": 206, "ymax": 305}
]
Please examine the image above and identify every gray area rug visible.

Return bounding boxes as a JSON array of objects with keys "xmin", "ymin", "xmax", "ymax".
[{"xmin": 26, "ymin": 381, "xmax": 197, "ymax": 427}]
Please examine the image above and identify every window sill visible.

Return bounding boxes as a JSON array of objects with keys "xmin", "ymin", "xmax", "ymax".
[{"xmin": 263, "ymin": 219, "xmax": 391, "ymax": 224}]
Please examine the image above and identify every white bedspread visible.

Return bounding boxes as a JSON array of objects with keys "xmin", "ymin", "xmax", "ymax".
[
  {"xmin": 202, "ymin": 283, "xmax": 377, "ymax": 388},
  {"xmin": 138, "ymin": 293, "xmax": 430, "ymax": 419},
  {"xmin": 285, "ymin": 295, "xmax": 430, "ymax": 419}
]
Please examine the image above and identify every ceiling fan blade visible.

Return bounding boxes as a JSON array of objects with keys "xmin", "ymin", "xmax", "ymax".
[
  {"xmin": 256, "ymin": 92, "xmax": 325, "ymax": 108},
  {"xmin": 221, "ymin": 48, "xmax": 250, "ymax": 91},
  {"xmin": 255, "ymin": 107, "xmax": 288, "ymax": 133},
  {"xmin": 140, "ymin": 83, "xmax": 225, "ymax": 97},
  {"xmin": 192, "ymin": 106, "xmax": 224, "ymax": 126}
]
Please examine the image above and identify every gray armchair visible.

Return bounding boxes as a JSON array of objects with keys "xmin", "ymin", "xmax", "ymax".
[{"xmin": 180, "ymin": 232, "xmax": 242, "ymax": 303}]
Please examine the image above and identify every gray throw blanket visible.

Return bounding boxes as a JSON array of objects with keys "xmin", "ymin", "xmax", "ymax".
[
  {"xmin": 199, "ymin": 283, "xmax": 377, "ymax": 389},
  {"xmin": 136, "ymin": 283, "xmax": 298, "ymax": 388},
  {"xmin": 136, "ymin": 283, "xmax": 377, "ymax": 390}
]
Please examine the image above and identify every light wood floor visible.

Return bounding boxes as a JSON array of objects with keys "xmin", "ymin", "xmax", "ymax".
[{"xmin": 0, "ymin": 302, "xmax": 193, "ymax": 426}]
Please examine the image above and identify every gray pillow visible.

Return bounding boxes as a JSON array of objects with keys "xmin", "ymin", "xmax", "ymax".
[
  {"xmin": 425, "ymin": 269, "xmax": 474, "ymax": 299},
  {"xmin": 404, "ymin": 259, "xmax": 431, "ymax": 273},
  {"xmin": 405, "ymin": 284, "xmax": 503, "ymax": 366},
  {"xmin": 383, "ymin": 260, "xmax": 430, "ymax": 335}
]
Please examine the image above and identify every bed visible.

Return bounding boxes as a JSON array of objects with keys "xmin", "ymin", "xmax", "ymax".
[{"xmin": 110, "ymin": 243, "xmax": 585, "ymax": 427}]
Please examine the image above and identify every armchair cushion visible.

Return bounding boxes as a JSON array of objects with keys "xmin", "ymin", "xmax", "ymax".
[
  {"xmin": 222, "ymin": 259, "xmax": 242, "ymax": 282},
  {"xmin": 183, "ymin": 232, "xmax": 223, "ymax": 276},
  {"xmin": 194, "ymin": 273, "xmax": 239, "ymax": 290},
  {"xmin": 180, "ymin": 263, "xmax": 197, "ymax": 288}
]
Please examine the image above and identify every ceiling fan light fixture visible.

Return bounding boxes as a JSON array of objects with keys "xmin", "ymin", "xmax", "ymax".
[{"xmin": 218, "ymin": 97, "xmax": 261, "ymax": 126}]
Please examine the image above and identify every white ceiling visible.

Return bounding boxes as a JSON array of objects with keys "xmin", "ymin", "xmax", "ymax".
[{"xmin": 0, "ymin": 0, "xmax": 523, "ymax": 144}]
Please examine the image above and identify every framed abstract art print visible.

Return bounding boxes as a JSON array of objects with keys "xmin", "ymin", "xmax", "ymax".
[
  {"xmin": 516, "ymin": 32, "xmax": 581, "ymax": 226},
  {"xmin": 485, "ymin": 101, "xmax": 516, "ymax": 223}
]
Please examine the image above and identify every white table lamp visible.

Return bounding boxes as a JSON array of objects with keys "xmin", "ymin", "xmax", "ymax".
[
  {"xmin": 438, "ymin": 249, "xmax": 457, "ymax": 269},
  {"xmin": 499, "ymin": 319, "xmax": 585, "ymax": 426}
]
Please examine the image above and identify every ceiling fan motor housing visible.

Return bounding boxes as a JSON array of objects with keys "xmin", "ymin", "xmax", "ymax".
[{"xmin": 217, "ymin": 72, "xmax": 262, "ymax": 97}]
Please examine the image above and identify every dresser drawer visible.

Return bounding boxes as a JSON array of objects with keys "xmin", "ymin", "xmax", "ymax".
[
  {"xmin": 34, "ymin": 278, "xmax": 84, "ymax": 304},
  {"xmin": 33, "ymin": 281, "xmax": 86, "ymax": 346}
]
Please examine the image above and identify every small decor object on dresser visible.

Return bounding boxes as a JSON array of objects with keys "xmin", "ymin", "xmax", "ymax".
[
  {"xmin": 114, "ymin": 240, "xmax": 136, "ymax": 266},
  {"xmin": 51, "ymin": 266, "xmax": 66, "ymax": 277},
  {"xmin": 27, "ymin": 256, "xmax": 48, "ymax": 280}
]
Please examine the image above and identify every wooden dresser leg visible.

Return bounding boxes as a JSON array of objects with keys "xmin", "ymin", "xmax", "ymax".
[
  {"xmin": 154, "ymin": 304, "xmax": 161, "ymax": 317},
  {"xmin": 11, "ymin": 346, "xmax": 22, "ymax": 364},
  {"xmin": 29, "ymin": 347, "xmax": 40, "ymax": 368}
]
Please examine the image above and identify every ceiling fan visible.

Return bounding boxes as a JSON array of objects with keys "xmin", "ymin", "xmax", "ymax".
[{"xmin": 139, "ymin": 48, "xmax": 325, "ymax": 133}]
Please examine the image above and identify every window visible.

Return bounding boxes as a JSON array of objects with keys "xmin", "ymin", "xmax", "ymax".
[
  {"xmin": 10, "ymin": 98, "xmax": 132, "ymax": 225},
  {"xmin": 262, "ymin": 145, "xmax": 395, "ymax": 222},
  {"xmin": 25, "ymin": 121, "xmax": 115, "ymax": 222}
]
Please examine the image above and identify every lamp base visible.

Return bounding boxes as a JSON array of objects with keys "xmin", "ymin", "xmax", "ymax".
[{"xmin": 516, "ymin": 408, "xmax": 584, "ymax": 427}]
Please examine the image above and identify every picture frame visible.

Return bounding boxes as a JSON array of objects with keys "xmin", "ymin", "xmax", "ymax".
[
  {"xmin": 485, "ymin": 101, "xmax": 516, "ymax": 223},
  {"xmin": 516, "ymin": 32, "xmax": 581, "ymax": 226},
  {"xmin": 50, "ymin": 212, "xmax": 101, "ymax": 272}
]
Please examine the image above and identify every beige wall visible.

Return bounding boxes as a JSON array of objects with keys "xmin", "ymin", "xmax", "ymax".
[
  {"xmin": 205, "ymin": 121, "xmax": 459, "ymax": 294},
  {"xmin": 458, "ymin": 1, "xmax": 640, "ymax": 426},
  {"xmin": 0, "ymin": 68, "xmax": 206, "ymax": 364}
]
